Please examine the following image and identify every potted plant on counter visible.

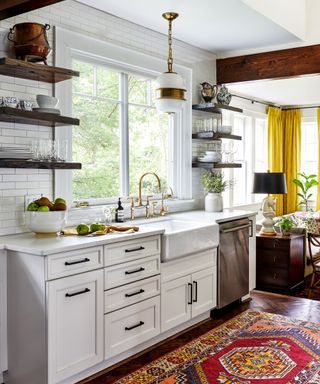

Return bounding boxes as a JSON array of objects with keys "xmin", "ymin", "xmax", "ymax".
[
  {"xmin": 201, "ymin": 170, "xmax": 234, "ymax": 212},
  {"xmin": 278, "ymin": 216, "xmax": 295, "ymax": 236}
]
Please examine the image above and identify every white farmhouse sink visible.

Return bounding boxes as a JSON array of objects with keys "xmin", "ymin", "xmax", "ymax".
[{"xmin": 139, "ymin": 219, "xmax": 218, "ymax": 262}]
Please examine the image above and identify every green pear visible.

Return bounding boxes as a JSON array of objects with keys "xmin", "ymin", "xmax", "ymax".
[
  {"xmin": 90, "ymin": 223, "xmax": 103, "ymax": 232},
  {"xmin": 37, "ymin": 206, "xmax": 50, "ymax": 212},
  {"xmin": 76, "ymin": 224, "xmax": 90, "ymax": 235}
]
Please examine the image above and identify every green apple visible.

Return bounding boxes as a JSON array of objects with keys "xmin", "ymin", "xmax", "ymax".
[
  {"xmin": 54, "ymin": 197, "xmax": 66, "ymax": 205},
  {"xmin": 90, "ymin": 223, "xmax": 103, "ymax": 232},
  {"xmin": 76, "ymin": 224, "xmax": 90, "ymax": 235},
  {"xmin": 27, "ymin": 202, "xmax": 39, "ymax": 211},
  {"xmin": 37, "ymin": 206, "xmax": 50, "ymax": 212}
]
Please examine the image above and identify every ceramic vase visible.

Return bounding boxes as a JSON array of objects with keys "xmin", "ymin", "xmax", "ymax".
[{"xmin": 205, "ymin": 192, "xmax": 223, "ymax": 212}]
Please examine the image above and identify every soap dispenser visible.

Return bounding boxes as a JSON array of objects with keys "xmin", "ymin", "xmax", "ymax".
[{"xmin": 115, "ymin": 197, "xmax": 125, "ymax": 223}]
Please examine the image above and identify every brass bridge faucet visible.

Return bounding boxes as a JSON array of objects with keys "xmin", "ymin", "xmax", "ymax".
[{"xmin": 138, "ymin": 172, "xmax": 161, "ymax": 206}]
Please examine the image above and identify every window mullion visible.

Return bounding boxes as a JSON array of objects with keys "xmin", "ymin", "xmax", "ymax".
[{"xmin": 120, "ymin": 72, "xmax": 129, "ymax": 197}]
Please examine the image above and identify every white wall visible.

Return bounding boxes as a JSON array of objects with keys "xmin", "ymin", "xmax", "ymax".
[{"xmin": 0, "ymin": 0, "xmax": 216, "ymax": 236}]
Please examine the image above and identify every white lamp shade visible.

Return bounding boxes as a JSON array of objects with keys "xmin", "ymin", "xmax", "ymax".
[
  {"xmin": 155, "ymin": 72, "xmax": 186, "ymax": 90},
  {"xmin": 155, "ymin": 72, "xmax": 186, "ymax": 113},
  {"xmin": 155, "ymin": 98, "xmax": 185, "ymax": 113}
]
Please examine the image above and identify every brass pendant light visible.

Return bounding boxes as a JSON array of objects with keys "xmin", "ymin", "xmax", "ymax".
[{"xmin": 155, "ymin": 12, "xmax": 187, "ymax": 114}]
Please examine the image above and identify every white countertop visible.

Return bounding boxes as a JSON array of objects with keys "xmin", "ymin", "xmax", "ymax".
[
  {"xmin": 1, "ymin": 227, "xmax": 164, "ymax": 256},
  {"xmin": 171, "ymin": 209, "xmax": 257, "ymax": 223},
  {"xmin": 0, "ymin": 209, "xmax": 256, "ymax": 256}
]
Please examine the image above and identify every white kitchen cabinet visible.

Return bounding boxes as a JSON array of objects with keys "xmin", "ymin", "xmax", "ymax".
[
  {"xmin": 191, "ymin": 268, "xmax": 217, "ymax": 317},
  {"xmin": 161, "ymin": 275, "xmax": 191, "ymax": 331},
  {"xmin": 161, "ymin": 249, "xmax": 217, "ymax": 332},
  {"xmin": 47, "ymin": 269, "xmax": 104, "ymax": 384}
]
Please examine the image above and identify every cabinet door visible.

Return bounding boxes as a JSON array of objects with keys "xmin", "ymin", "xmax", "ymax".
[
  {"xmin": 191, "ymin": 268, "xmax": 216, "ymax": 318},
  {"xmin": 161, "ymin": 275, "xmax": 191, "ymax": 332},
  {"xmin": 47, "ymin": 269, "xmax": 103, "ymax": 384}
]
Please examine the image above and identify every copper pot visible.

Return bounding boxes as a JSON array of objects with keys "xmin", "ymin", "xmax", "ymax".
[{"xmin": 8, "ymin": 23, "xmax": 51, "ymax": 64}]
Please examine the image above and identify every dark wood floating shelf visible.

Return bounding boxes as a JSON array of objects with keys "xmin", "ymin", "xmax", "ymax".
[
  {"xmin": 192, "ymin": 162, "xmax": 242, "ymax": 169},
  {"xmin": 0, "ymin": 0, "xmax": 64, "ymax": 21},
  {"xmin": 192, "ymin": 132, "xmax": 242, "ymax": 141},
  {"xmin": 0, "ymin": 58, "xmax": 79, "ymax": 83},
  {"xmin": 192, "ymin": 103, "xmax": 243, "ymax": 114},
  {"xmin": 0, "ymin": 107, "xmax": 79, "ymax": 126},
  {"xmin": 0, "ymin": 159, "xmax": 81, "ymax": 170}
]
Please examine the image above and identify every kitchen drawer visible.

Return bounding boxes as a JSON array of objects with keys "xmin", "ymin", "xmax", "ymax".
[
  {"xmin": 257, "ymin": 237, "xmax": 290, "ymax": 251},
  {"xmin": 104, "ymin": 235, "xmax": 160, "ymax": 266},
  {"xmin": 105, "ymin": 296, "xmax": 160, "ymax": 359},
  {"xmin": 104, "ymin": 255, "xmax": 160, "ymax": 289},
  {"xmin": 104, "ymin": 275, "xmax": 160, "ymax": 313},
  {"xmin": 256, "ymin": 267, "xmax": 288, "ymax": 288},
  {"xmin": 46, "ymin": 246, "xmax": 103, "ymax": 280},
  {"xmin": 256, "ymin": 250, "xmax": 289, "ymax": 269}
]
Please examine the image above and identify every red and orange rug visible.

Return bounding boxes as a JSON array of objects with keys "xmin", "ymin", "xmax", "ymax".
[{"xmin": 115, "ymin": 310, "xmax": 320, "ymax": 383}]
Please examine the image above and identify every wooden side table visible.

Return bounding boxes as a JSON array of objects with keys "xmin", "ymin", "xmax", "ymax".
[{"xmin": 256, "ymin": 232, "xmax": 305, "ymax": 294}]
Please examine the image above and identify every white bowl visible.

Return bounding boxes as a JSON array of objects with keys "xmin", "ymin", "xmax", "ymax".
[
  {"xmin": 36, "ymin": 95, "xmax": 59, "ymax": 109},
  {"xmin": 25, "ymin": 211, "xmax": 67, "ymax": 234}
]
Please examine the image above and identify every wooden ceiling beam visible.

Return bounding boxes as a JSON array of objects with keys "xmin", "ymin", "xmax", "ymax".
[
  {"xmin": 217, "ymin": 44, "xmax": 320, "ymax": 84},
  {"xmin": 0, "ymin": 0, "xmax": 64, "ymax": 20}
]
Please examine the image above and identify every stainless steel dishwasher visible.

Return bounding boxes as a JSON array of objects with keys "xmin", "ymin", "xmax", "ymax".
[{"xmin": 218, "ymin": 218, "xmax": 252, "ymax": 308}]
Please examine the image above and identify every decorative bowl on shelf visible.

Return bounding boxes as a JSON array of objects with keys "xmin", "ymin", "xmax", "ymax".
[
  {"xmin": 25, "ymin": 211, "xmax": 67, "ymax": 235},
  {"xmin": 36, "ymin": 94, "xmax": 59, "ymax": 109}
]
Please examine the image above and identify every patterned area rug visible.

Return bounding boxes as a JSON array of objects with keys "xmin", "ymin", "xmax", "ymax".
[{"xmin": 115, "ymin": 310, "xmax": 320, "ymax": 383}]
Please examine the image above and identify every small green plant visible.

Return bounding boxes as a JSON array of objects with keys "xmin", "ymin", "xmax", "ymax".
[
  {"xmin": 201, "ymin": 171, "xmax": 234, "ymax": 193},
  {"xmin": 278, "ymin": 216, "xmax": 295, "ymax": 231},
  {"xmin": 293, "ymin": 172, "xmax": 318, "ymax": 211}
]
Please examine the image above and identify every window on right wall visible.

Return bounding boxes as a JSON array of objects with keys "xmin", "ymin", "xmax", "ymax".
[
  {"xmin": 301, "ymin": 120, "xmax": 318, "ymax": 203},
  {"xmin": 222, "ymin": 111, "xmax": 268, "ymax": 208}
]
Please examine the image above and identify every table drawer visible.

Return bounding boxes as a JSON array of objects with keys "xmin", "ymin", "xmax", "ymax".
[
  {"xmin": 257, "ymin": 237, "xmax": 290, "ymax": 251},
  {"xmin": 104, "ymin": 235, "xmax": 160, "ymax": 266},
  {"xmin": 104, "ymin": 255, "xmax": 160, "ymax": 289},
  {"xmin": 256, "ymin": 267, "xmax": 288, "ymax": 288},
  {"xmin": 257, "ymin": 250, "xmax": 289, "ymax": 269},
  {"xmin": 46, "ymin": 246, "xmax": 103, "ymax": 280},
  {"xmin": 105, "ymin": 296, "xmax": 160, "ymax": 359},
  {"xmin": 104, "ymin": 275, "xmax": 160, "ymax": 313}
]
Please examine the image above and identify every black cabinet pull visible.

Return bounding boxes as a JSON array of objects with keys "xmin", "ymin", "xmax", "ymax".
[
  {"xmin": 65, "ymin": 258, "xmax": 90, "ymax": 266},
  {"xmin": 193, "ymin": 281, "xmax": 198, "ymax": 303},
  {"xmin": 125, "ymin": 246, "xmax": 145, "ymax": 253},
  {"xmin": 249, "ymin": 219, "xmax": 253, "ymax": 237},
  {"xmin": 65, "ymin": 288, "xmax": 90, "ymax": 297},
  {"xmin": 125, "ymin": 267, "xmax": 145, "ymax": 275},
  {"xmin": 125, "ymin": 289, "xmax": 145, "ymax": 297},
  {"xmin": 188, "ymin": 283, "xmax": 193, "ymax": 305},
  {"xmin": 125, "ymin": 321, "xmax": 144, "ymax": 331}
]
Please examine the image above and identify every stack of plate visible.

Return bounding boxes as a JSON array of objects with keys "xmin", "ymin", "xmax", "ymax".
[{"xmin": 0, "ymin": 146, "xmax": 33, "ymax": 159}]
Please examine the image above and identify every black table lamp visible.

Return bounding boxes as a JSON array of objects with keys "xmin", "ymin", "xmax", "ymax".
[{"xmin": 252, "ymin": 172, "xmax": 287, "ymax": 235}]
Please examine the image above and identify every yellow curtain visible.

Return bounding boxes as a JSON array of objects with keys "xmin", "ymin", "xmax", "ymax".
[
  {"xmin": 268, "ymin": 107, "xmax": 284, "ymax": 216},
  {"xmin": 317, "ymin": 109, "xmax": 320, "ymax": 210},
  {"xmin": 282, "ymin": 109, "xmax": 301, "ymax": 214}
]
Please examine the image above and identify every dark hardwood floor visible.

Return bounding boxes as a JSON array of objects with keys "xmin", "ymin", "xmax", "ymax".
[{"xmin": 79, "ymin": 290, "xmax": 320, "ymax": 384}]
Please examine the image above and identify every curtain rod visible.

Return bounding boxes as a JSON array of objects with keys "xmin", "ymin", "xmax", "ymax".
[{"xmin": 231, "ymin": 94, "xmax": 320, "ymax": 110}]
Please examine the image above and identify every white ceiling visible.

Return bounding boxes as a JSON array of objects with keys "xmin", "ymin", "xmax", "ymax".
[
  {"xmin": 77, "ymin": 0, "xmax": 318, "ymax": 106},
  {"xmin": 228, "ymin": 76, "xmax": 320, "ymax": 106},
  {"xmin": 77, "ymin": 0, "xmax": 300, "ymax": 53}
]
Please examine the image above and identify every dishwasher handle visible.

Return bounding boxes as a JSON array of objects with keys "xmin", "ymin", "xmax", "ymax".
[{"xmin": 220, "ymin": 223, "xmax": 251, "ymax": 234}]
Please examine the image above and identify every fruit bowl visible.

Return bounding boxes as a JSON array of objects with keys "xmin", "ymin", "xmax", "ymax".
[{"xmin": 25, "ymin": 211, "xmax": 67, "ymax": 235}]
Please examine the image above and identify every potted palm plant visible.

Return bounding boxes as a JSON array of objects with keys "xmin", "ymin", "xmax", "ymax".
[
  {"xmin": 201, "ymin": 171, "xmax": 234, "ymax": 212},
  {"xmin": 293, "ymin": 172, "xmax": 318, "ymax": 211}
]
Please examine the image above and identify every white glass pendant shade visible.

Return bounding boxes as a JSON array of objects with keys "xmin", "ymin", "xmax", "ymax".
[
  {"xmin": 155, "ymin": 72, "xmax": 186, "ymax": 113},
  {"xmin": 155, "ymin": 12, "xmax": 187, "ymax": 114}
]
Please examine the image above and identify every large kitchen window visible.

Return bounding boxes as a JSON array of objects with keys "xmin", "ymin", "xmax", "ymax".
[
  {"xmin": 301, "ymin": 120, "xmax": 318, "ymax": 202},
  {"xmin": 71, "ymin": 59, "xmax": 170, "ymax": 202},
  {"xmin": 223, "ymin": 112, "xmax": 268, "ymax": 207}
]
